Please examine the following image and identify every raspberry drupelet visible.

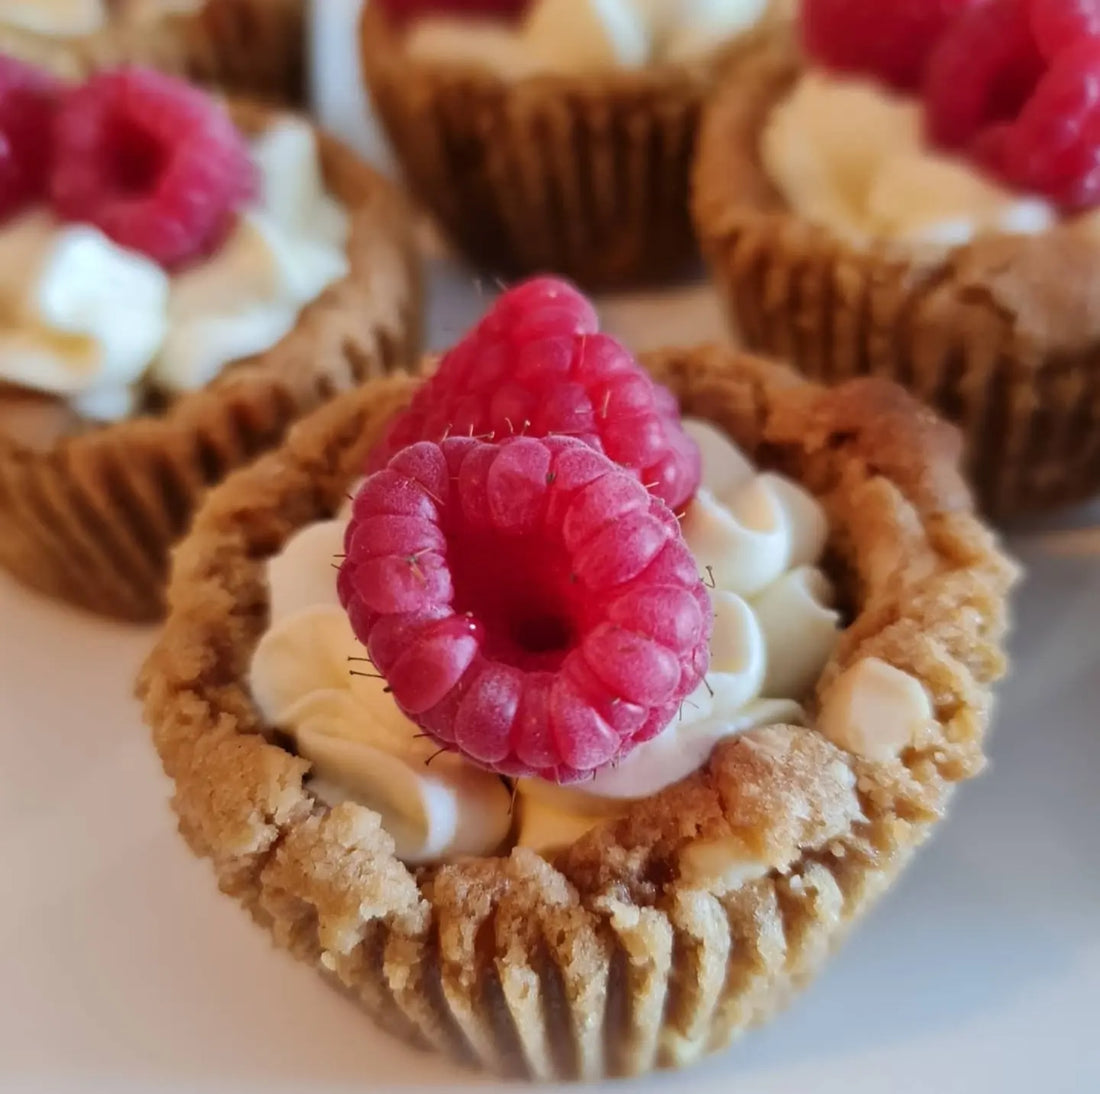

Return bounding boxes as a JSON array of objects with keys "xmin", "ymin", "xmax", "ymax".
[
  {"xmin": 338, "ymin": 436, "xmax": 712, "ymax": 783},
  {"xmin": 370, "ymin": 277, "xmax": 702, "ymax": 513}
]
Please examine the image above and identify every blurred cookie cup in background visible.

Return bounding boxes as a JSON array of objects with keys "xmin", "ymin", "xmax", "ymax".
[{"xmin": 360, "ymin": 0, "xmax": 796, "ymax": 289}]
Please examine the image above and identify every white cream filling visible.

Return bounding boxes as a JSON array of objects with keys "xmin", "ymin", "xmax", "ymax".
[
  {"xmin": 761, "ymin": 72, "xmax": 1064, "ymax": 250},
  {"xmin": 404, "ymin": 0, "xmax": 779, "ymax": 77},
  {"xmin": 249, "ymin": 419, "xmax": 849, "ymax": 863},
  {"xmin": 0, "ymin": 117, "xmax": 348, "ymax": 425}
]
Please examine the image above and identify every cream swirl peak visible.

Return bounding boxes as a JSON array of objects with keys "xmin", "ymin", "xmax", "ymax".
[{"xmin": 0, "ymin": 0, "xmax": 106, "ymax": 35}]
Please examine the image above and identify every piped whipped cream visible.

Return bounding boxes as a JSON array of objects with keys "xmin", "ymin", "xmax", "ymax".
[
  {"xmin": 404, "ymin": 0, "xmax": 780, "ymax": 78},
  {"xmin": 249, "ymin": 419, "xmax": 846, "ymax": 864},
  {"xmin": 0, "ymin": 117, "xmax": 348, "ymax": 424},
  {"xmin": 761, "ymin": 72, "xmax": 1062, "ymax": 250},
  {"xmin": 0, "ymin": 213, "xmax": 169, "ymax": 404}
]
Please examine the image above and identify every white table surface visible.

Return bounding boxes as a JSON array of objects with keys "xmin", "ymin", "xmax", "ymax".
[{"xmin": 2, "ymin": 4, "xmax": 1099, "ymax": 1091}]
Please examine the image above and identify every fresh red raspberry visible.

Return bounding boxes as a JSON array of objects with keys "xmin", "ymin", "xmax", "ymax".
[
  {"xmin": 338, "ymin": 436, "xmax": 712, "ymax": 783},
  {"xmin": 377, "ymin": 0, "xmax": 528, "ymax": 26},
  {"xmin": 50, "ymin": 67, "xmax": 256, "ymax": 268},
  {"xmin": 478, "ymin": 274, "xmax": 599, "ymax": 339},
  {"xmin": 371, "ymin": 277, "xmax": 702, "ymax": 513},
  {"xmin": 924, "ymin": 0, "xmax": 1045, "ymax": 152},
  {"xmin": 0, "ymin": 57, "xmax": 59, "ymax": 222},
  {"xmin": 999, "ymin": 39, "xmax": 1100, "ymax": 209},
  {"xmin": 1030, "ymin": 0, "xmax": 1100, "ymax": 60},
  {"xmin": 801, "ymin": 0, "xmax": 981, "ymax": 91}
]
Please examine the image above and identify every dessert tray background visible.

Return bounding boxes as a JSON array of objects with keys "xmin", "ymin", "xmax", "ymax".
[{"xmin": 2, "ymin": 3, "xmax": 1098, "ymax": 1091}]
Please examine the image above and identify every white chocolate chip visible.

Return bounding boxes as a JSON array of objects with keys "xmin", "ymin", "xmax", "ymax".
[{"xmin": 819, "ymin": 658, "xmax": 933, "ymax": 762}]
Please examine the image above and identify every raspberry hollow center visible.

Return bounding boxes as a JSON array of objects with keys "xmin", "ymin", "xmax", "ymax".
[
  {"xmin": 448, "ymin": 532, "xmax": 586, "ymax": 672},
  {"xmin": 338, "ymin": 435, "xmax": 712, "ymax": 782}
]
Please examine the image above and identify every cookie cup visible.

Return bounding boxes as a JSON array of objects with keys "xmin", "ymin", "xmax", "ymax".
[
  {"xmin": 693, "ymin": 54, "xmax": 1100, "ymax": 517},
  {"xmin": 0, "ymin": 101, "xmax": 420, "ymax": 622},
  {"xmin": 360, "ymin": 2, "xmax": 795, "ymax": 289},
  {"xmin": 0, "ymin": 0, "xmax": 305, "ymax": 101},
  {"xmin": 139, "ymin": 343, "xmax": 1016, "ymax": 1080}
]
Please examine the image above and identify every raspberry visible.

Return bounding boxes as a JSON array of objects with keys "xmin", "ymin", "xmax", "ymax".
[
  {"xmin": 0, "ymin": 57, "xmax": 59, "ymax": 222},
  {"xmin": 924, "ymin": 0, "xmax": 1045, "ymax": 152},
  {"xmin": 377, "ymin": 0, "xmax": 528, "ymax": 26},
  {"xmin": 371, "ymin": 277, "xmax": 702, "ymax": 512},
  {"xmin": 478, "ymin": 274, "xmax": 598, "ymax": 339},
  {"xmin": 999, "ymin": 39, "xmax": 1100, "ymax": 209},
  {"xmin": 801, "ymin": 0, "xmax": 980, "ymax": 91},
  {"xmin": 1030, "ymin": 0, "xmax": 1100, "ymax": 60},
  {"xmin": 339, "ymin": 436, "xmax": 711, "ymax": 782},
  {"xmin": 50, "ymin": 67, "xmax": 256, "ymax": 269}
]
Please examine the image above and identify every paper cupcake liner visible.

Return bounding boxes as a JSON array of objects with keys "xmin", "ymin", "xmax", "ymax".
[
  {"xmin": 0, "ymin": 0, "xmax": 305, "ymax": 102},
  {"xmin": 139, "ymin": 344, "xmax": 1016, "ymax": 1080},
  {"xmin": 0, "ymin": 102, "xmax": 421, "ymax": 622},
  {"xmin": 360, "ymin": 3, "xmax": 790, "ymax": 290},
  {"xmin": 692, "ymin": 55, "xmax": 1100, "ymax": 518}
]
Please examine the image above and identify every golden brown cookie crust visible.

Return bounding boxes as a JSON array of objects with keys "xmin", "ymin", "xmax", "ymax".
[
  {"xmin": 0, "ymin": 0, "xmax": 305, "ymax": 101},
  {"xmin": 139, "ymin": 345, "xmax": 1017, "ymax": 1080},
  {"xmin": 0, "ymin": 100, "xmax": 421, "ymax": 621},
  {"xmin": 360, "ymin": 3, "xmax": 792, "ymax": 290},
  {"xmin": 692, "ymin": 52, "xmax": 1100, "ymax": 517}
]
